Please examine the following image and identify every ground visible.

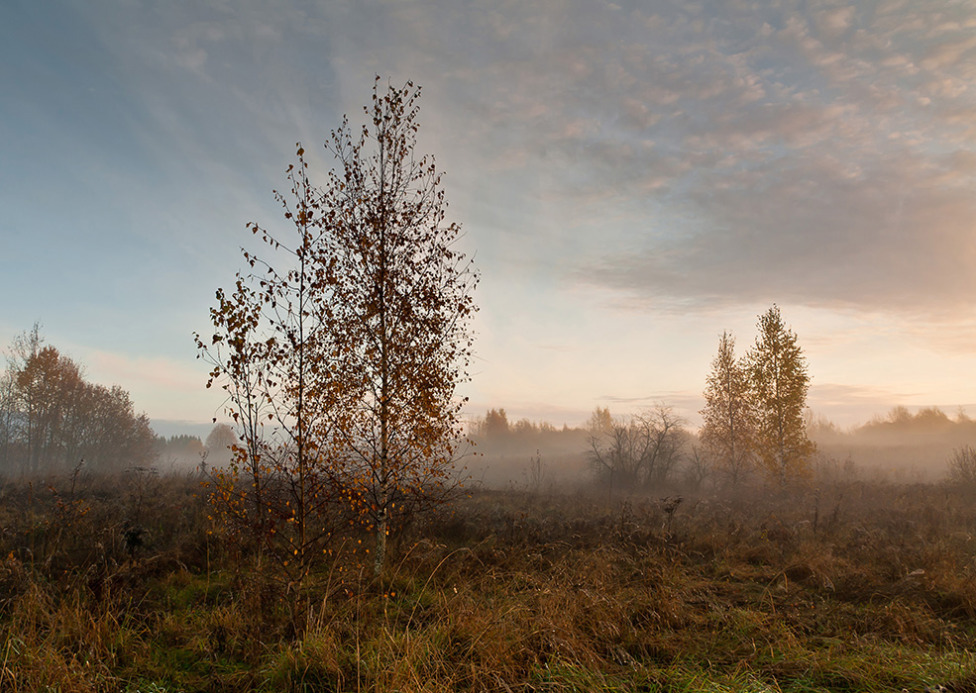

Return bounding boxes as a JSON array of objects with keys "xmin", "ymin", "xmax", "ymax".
[{"xmin": 1, "ymin": 471, "xmax": 975, "ymax": 692}]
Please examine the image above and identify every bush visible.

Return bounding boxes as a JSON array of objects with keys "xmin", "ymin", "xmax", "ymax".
[{"xmin": 947, "ymin": 445, "xmax": 976, "ymax": 487}]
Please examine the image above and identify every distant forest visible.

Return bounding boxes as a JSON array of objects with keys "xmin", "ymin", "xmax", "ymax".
[
  {"xmin": 811, "ymin": 406, "xmax": 976, "ymax": 481},
  {"xmin": 0, "ymin": 327, "xmax": 235, "ymax": 476},
  {"xmin": 468, "ymin": 405, "xmax": 976, "ymax": 488},
  {"xmin": 0, "ymin": 327, "xmax": 156, "ymax": 475}
]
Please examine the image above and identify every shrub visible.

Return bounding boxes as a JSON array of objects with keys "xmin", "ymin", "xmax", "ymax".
[{"xmin": 947, "ymin": 445, "xmax": 976, "ymax": 487}]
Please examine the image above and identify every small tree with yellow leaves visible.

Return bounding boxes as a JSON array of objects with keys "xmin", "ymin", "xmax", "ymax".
[
  {"xmin": 700, "ymin": 331, "xmax": 756, "ymax": 486},
  {"xmin": 746, "ymin": 306, "xmax": 814, "ymax": 484}
]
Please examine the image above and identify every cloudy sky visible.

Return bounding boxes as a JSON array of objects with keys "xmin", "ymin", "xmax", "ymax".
[{"xmin": 2, "ymin": 0, "xmax": 975, "ymax": 433}]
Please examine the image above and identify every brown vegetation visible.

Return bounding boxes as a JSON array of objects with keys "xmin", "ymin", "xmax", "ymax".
[{"xmin": 1, "ymin": 467, "xmax": 975, "ymax": 692}]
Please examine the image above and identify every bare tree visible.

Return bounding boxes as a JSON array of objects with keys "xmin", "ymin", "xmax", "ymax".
[
  {"xmin": 636, "ymin": 406, "xmax": 686, "ymax": 488},
  {"xmin": 589, "ymin": 415, "xmax": 645, "ymax": 489},
  {"xmin": 0, "ymin": 369, "xmax": 15, "ymax": 472},
  {"xmin": 947, "ymin": 446, "xmax": 976, "ymax": 488},
  {"xmin": 589, "ymin": 405, "xmax": 687, "ymax": 492}
]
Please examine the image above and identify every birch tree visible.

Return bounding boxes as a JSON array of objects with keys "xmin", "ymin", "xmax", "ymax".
[
  {"xmin": 324, "ymin": 78, "xmax": 478, "ymax": 575},
  {"xmin": 700, "ymin": 331, "xmax": 755, "ymax": 485},
  {"xmin": 747, "ymin": 306, "xmax": 814, "ymax": 483},
  {"xmin": 198, "ymin": 78, "xmax": 477, "ymax": 578},
  {"xmin": 196, "ymin": 148, "xmax": 345, "ymax": 582}
]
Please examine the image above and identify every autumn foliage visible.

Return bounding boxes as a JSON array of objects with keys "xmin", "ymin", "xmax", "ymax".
[
  {"xmin": 0, "ymin": 326, "xmax": 156, "ymax": 475},
  {"xmin": 700, "ymin": 306, "xmax": 814, "ymax": 485},
  {"xmin": 699, "ymin": 331, "xmax": 756, "ymax": 486},
  {"xmin": 197, "ymin": 78, "xmax": 477, "ymax": 577}
]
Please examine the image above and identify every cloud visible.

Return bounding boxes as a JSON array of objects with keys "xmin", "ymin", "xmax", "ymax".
[
  {"xmin": 5, "ymin": 0, "xmax": 974, "ymax": 424},
  {"xmin": 307, "ymin": 0, "xmax": 975, "ymax": 325},
  {"xmin": 522, "ymin": 0, "xmax": 976, "ymax": 319}
]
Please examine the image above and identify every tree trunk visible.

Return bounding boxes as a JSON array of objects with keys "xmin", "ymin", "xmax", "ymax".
[{"xmin": 374, "ymin": 510, "xmax": 387, "ymax": 577}]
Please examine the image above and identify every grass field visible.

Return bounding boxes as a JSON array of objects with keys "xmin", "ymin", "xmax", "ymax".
[{"xmin": 1, "ymin": 469, "xmax": 975, "ymax": 692}]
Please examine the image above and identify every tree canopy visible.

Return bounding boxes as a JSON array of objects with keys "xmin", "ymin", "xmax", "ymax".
[
  {"xmin": 0, "ymin": 326, "xmax": 156, "ymax": 475},
  {"xmin": 198, "ymin": 78, "xmax": 477, "ymax": 577},
  {"xmin": 747, "ymin": 305, "xmax": 814, "ymax": 482}
]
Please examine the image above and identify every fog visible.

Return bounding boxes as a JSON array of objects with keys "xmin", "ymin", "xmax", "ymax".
[
  {"xmin": 459, "ymin": 405, "xmax": 976, "ymax": 490},
  {"xmin": 144, "ymin": 404, "xmax": 975, "ymax": 490},
  {"xmin": 810, "ymin": 406, "xmax": 976, "ymax": 483},
  {"xmin": 462, "ymin": 425, "xmax": 591, "ymax": 489}
]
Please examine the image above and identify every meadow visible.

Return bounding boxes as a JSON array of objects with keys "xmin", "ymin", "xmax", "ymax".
[{"xmin": 1, "ymin": 467, "xmax": 975, "ymax": 692}]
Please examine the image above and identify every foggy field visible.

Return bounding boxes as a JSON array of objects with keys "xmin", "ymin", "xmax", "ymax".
[
  {"xmin": 6, "ymin": 2, "xmax": 976, "ymax": 691},
  {"xmin": 2, "ymin": 469, "xmax": 976, "ymax": 692}
]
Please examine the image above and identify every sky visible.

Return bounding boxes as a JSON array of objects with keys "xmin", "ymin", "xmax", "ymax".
[{"xmin": 2, "ymin": 0, "xmax": 975, "ymax": 435}]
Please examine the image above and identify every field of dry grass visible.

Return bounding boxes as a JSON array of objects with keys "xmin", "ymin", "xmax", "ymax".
[{"xmin": 1, "ymin": 469, "xmax": 976, "ymax": 692}]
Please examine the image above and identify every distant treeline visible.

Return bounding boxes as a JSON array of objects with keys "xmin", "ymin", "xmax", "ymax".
[
  {"xmin": 153, "ymin": 424, "xmax": 237, "ymax": 470},
  {"xmin": 471, "ymin": 408, "xmax": 581, "ymax": 440},
  {"xmin": 810, "ymin": 406, "xmax": 976, "ymax": 480},
  {"xmin": 0, "ymin": 327, "xmax": 156, "ymax": 476},
  {"xmin": 469, "ymin": 404, "xmax": 976, "ymax": 489},
  {"xmin": 467, "ymin": 406, "xmax": 693, "ymax": 489},
  {"xmin": 846, "ymin": 406, "xmax": 976, "ymax": 438}
]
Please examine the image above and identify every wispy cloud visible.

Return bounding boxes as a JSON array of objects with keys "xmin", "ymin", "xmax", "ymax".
[{"xmin": 295, "ymin": 0, "xmax": 976, "ymax": 324}]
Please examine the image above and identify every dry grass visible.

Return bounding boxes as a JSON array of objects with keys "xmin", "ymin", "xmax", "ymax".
[{"xmin": 1, "ymin": 472, "xmax": 976, "ymax": 691}]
